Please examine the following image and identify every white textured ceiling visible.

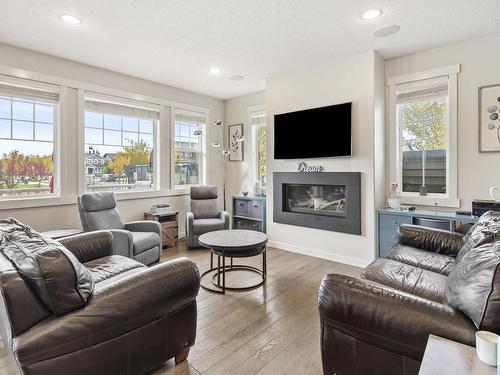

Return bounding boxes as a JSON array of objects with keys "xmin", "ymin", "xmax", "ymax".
[{"xmin": 0, "ymin": 0, "xmax": 499, "ymax": 99}]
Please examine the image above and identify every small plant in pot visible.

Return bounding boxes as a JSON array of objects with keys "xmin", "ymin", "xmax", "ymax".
[{"xmin": 388, "ymin": 182, "xmax": 401, "ymax": 209}]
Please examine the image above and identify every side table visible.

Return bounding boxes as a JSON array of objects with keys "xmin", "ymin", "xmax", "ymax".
[
  {"xmin": 144, "ymin": 211, "xmax": 179, "ymax": 248},
  {"xmin": 419, "ymin": 335, "xmax": 496, "ymax": 375}
]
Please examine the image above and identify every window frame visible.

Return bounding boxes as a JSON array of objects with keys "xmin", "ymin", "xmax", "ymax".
[
  {"xmin": 0, "ymin": 64, "xmax": 211, "ymax": 210},
  {"xmin": 388, "ymin": 65, "xmax": 460, "ymax": 207},
  {"xmin": 0, "ymin": 77, "xmax": 62, "ymax": 201},
  {"xmin": 171, "ymin": 108, "xmax": 207, "ymax": 190},
  {"xmin": 82, "ymin": 92, "xmax": 161, "ymax": 194},
  {"xmin": 248, "ymin": 105, "xmax": 266, "ymax": 188}
]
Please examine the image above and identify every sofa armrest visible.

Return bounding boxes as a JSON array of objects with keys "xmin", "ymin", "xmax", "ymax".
[
  {"xmin": 108, "ymin": 229, "xmax": 134, "ymax": 258},
  {"xmin": 220, "ymin": 211, "xmax": 230, "ymax": 229},
  {"xmin": 397, "ymin": 224, "xmax": 464, "ymax": 257},
  {"xmin": 58, "ymin": 231, "xmax": 114, "ymax": 263},
  {"xmin": 125, "ymin": 221, "xmax": 162, "ymax": 248},
  {"xmin": 318, "ymin": 274, "xmax": 475, "ymax": 360},
  {"xmin": 13, "ymin": 258, "xmax": 200, "ymax": 366},
  {"xmin": 125, "ymin": 220, "xmax": 161, "ymax": 235}
]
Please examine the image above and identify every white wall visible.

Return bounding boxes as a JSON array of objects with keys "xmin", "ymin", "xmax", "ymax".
[
  {"xmin": 0, "ymin": 43, "xmax": 225, "ymax": 233},
  {"xmin": 385, "ymin": 32, "xmax": 500, "ymax": 210},
  {"xmin": 265, "ymin": 51, "xmax": 383, "ymax": 267},
  {"xmin": 224, "ymin": 91, "xmax": 266, "ymax": 210}
]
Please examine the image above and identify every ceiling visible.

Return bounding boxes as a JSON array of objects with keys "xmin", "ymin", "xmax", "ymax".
[{"xmin": 1, "ymin": 0, "xmax": 499, "ymax": 99}]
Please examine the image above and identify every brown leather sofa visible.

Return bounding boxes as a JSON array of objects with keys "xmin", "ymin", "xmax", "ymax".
[
  {"xmin": 319, "ymin": 211, "xmax": 500, "ymax": 375},
  {"xmin": 0, "ymin": 218, "xmax": 200, "ymax": 375}
]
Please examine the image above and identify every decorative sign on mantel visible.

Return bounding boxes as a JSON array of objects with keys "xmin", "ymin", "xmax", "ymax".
[{"xmin": 297, "ymin": 161, "xmax": 323, "ymax": 172}]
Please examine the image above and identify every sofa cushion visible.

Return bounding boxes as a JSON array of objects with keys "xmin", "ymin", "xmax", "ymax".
[
  {"xmin": 131, "ymin": 232, "xmax": 160, "ymax": 255},
  {"xmin": 193, "ymin": 218, "xmax": 226, "ymax": 235},
  {"xmin": 385, "ymin": 244, "xmax": 457, "ymax": 276},
  {"xmin": 191, "ymin": 199, "xmax": 219, "ymax": 219},
  {"xmin": 190, "ymin": 185, "xmax": 218, "ymax": 199},
  {"xmin": 445, "ymin": 211, "xmax": 500, "ymax": 330},
  {"xmin": 85, "ymin": 255, "xmax": 145, "ymax": 283},
  {"xmin": 0, "ymin": 218, "xmax": 94, "ymax": 316},
  {"xmin": 362, "ymin": 258, "xmax": 447, "ymax": 303},
  {"xmin": 456, "ymin": 211, "xmax": 500, "ymax": 261},
  {"xmin": 79, "ymin": 192, "xmax": 117, "ymax": 212}
]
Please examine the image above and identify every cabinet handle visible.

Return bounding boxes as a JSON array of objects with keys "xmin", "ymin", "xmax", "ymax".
[
  {"xmin": 253, "ymin": 204, "xmax": 259, "ymax": 207},
  {"xmin": 393, "ymin": 235, "xmax": 397, "ymax": 239},
  {"xmin": 392, "ymin": 220, "xmax": 398, "ymax": 224},
  {"xmin": 239, "ymin": 203, "xmax": 245, "ymax": 206}
]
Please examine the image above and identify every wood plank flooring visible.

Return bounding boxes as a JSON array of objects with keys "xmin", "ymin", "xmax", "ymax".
[{"xmin": 0, "ymin": 243, "xmax": 361, "ymax": 375}]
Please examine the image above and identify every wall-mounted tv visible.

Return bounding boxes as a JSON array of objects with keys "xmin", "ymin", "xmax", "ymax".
[{"xmin": 274, "ymin": 102, "xmax": 352, "ymax": 159}]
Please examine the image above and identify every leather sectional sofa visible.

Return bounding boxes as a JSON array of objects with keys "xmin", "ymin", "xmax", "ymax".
[
  {"xmin": 319, "ymin": 211, "xmax": 500, "ymax": 375},
  {"xmin": 0, "ymin": 218, "xmax": 200, "ymax": 375}
]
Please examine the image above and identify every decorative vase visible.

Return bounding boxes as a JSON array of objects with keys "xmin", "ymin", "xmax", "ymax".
[
  {"xmin": 388, "ymin": 182, "xmax": 401, "ymax": 209},
  {"xmin": 387, "ymin": 198, "xmax": 401, "ymax": 209},
  {"xmin": 242, "ymin": 185, "xmax": 249, "ymax": 196}
]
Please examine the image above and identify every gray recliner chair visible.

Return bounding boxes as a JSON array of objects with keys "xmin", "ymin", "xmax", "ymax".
[
  {"xmin": 78, "ymin": 192, "xmax": 162, "ymax": 265},
  {"xmin": 186, "ymin": 185, "xmax": 229, "ymax": 248}
]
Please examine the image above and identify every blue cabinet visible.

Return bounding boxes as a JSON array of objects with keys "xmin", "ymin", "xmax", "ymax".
[
  {"xmin": 232, "ymin": 195, "xmax": 266, "ymax": 233},
  {"xmin": 377, "ymin": 208, "xmax": 477, "ymax": 258}
]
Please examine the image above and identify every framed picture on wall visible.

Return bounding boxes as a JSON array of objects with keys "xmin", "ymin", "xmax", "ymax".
[
  {"xmin": 228, "ymin": 123, "xmax": 244, "ymax": 161},
  {"xmin": 479, "ymin": 83, "xmax": 500, "ymax": 152}
]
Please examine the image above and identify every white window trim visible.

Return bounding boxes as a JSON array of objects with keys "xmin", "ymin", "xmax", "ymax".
[
  {"xmin": 171, "ymin": 107, "xmax": 209, "ymax": 190},
  {"xmin": 0, "ymin": 78, "xmax": 63, "ymax": 202},
  {"xmin": 247, "ymin": 104, "xmax": 266, "ymax": 187},
  {"xmin": 388, "ymin": 64, "xmax": 460, "ymax": 208},
  {"xmin": 0, "ymin": 63, "xmax": 210, "ymax": 210},
  {"xmin": 80, "ymin": 90, "xmax": 162, "ymax": 195}
]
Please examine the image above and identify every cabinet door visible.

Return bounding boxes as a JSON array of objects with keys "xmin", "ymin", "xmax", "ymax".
[
  {"xmin": 248, "ymin": 200, "xmax": 263, "ymax": 219},
  {"xmin": 234, "ymin": 200, "xmax": 249, "ymax": 216}
]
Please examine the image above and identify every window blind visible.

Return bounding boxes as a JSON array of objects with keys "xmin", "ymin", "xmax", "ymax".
[
  {"xmin": 85, "ymin": 91, "xmax": 160, "ymax": 119},
  {"xmin": 174, "ymin": 108, "xmax": 207, "ymax": 124},
  {"xmin": 250, "ymin": 111, "xmax": 266, "ymax": 126},
  {"xmin": 396, "ymin": 76, "xmax": 448, "ymax": 103},
  {"xmin": 0, "ymin": 74, "xmax": 60, "ymax": 102}
]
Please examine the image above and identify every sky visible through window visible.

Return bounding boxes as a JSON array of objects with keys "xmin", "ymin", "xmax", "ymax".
[{"xmin": 0, "ymin": 96, "xmax": 54, "ymax": 155}]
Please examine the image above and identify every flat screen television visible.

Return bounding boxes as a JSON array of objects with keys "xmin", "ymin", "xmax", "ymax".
[{"xmin": 274, "ymin": 102, "xmax": 352, "ymax": 159}]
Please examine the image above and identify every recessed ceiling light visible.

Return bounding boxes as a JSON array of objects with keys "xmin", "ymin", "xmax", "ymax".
[
  {"xmin": 209, "ymin": 67, "xmax": 221, "ymax": 75},
  {"xmin": 374, "ymin": 24, "xmax": 400, "ymax": 37},
  {"xmin": 59, "ymin": 14, "xmax": 81, "ymax": 24},
  {"xmin": 229, "ymin": 75, "xmax": 244, "ymax": 81},
  {"xmin": 360, "ymin": 9, "xmax": 382, "ymax": 20}
]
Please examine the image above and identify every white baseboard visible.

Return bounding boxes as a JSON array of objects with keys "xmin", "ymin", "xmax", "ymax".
[{"xmin": 267, "ymin": 240, "xmax": 372, "ymax": 268}]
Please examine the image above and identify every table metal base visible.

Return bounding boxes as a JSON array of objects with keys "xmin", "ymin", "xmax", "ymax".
[{"xmin": 200, "ymin": 248, "xmax": 266, "ymax": 294}]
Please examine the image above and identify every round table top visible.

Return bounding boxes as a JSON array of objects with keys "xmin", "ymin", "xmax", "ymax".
[{"xmin": 199, "ymin": 230, "xmax": 268, "ymax": 254}]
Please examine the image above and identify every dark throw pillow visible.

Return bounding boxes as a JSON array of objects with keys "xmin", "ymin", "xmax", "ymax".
[
  {"xmin": 0, "ymin": 218, "xmax": 94, "ymax": 316},
  {"xmin": 445, "ymin": 211, "xmax": 500, "ymax": 330}
]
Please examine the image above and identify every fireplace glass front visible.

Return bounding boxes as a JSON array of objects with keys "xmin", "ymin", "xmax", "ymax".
[{"xmin": 283, "ymin": 184, "xmax": 347, "ymax": 218}]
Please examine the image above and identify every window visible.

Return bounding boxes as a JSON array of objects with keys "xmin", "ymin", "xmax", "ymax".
[
  {"xmin": 173, "ymin": 109, "xmax": 205, "ymax": 187},
  {"xmin": 84, "ymin": 92, "xmax": 159, "ymax": 192},
  {"xmin": 250, "ymin": 110, "xmax": 267, "ymax": 187},
  {"xmin": 0, "ymin": 75, "xmax": 59, "ymax": 198},
  {"xmin": 389, "ymin": 65, "xmax": 459, "ymax": 206}
]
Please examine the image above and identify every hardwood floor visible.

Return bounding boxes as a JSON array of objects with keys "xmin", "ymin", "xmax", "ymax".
[{"xmin": 0, "ymin": 242, "xmax": 361, "ymax": 375}]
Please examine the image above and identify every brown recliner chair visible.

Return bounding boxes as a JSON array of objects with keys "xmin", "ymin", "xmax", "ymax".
[
  {"xmin": 0, "ymin": 218, "xmax": 199, "ymax": 375},
  {"xmin": 318, "ymin": 211, "xmax": 500, "ymax": 375}
]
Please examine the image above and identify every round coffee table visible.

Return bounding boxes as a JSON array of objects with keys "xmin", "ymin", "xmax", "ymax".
[{"xmin": 199, "ymin": 229, "xmax": 268, "ymax": 294}]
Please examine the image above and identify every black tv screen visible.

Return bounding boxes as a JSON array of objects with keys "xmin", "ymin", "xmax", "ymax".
[{"xmin": 274, "ymin": 102, "xmax": 352, "ymax": 159}]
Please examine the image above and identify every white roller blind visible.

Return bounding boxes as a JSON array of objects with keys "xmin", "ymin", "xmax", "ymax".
[
  {"xmin": 85, "ymin": 91, "xmax": 160, "ymax": 119},
  {"xmin": 0, "ymin": 74, "xmax": 60, "ymax": 102},
  {"xmin": 174, "ymin": 108, "xmax": 207, "ymax": 124},
  {"xmin": 396, "ymin": 76, "xmax": 448, "ymax": 103},
  {"xmin": 250, "ymin": 110, "xmax": 266, "ymax": 126}
]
